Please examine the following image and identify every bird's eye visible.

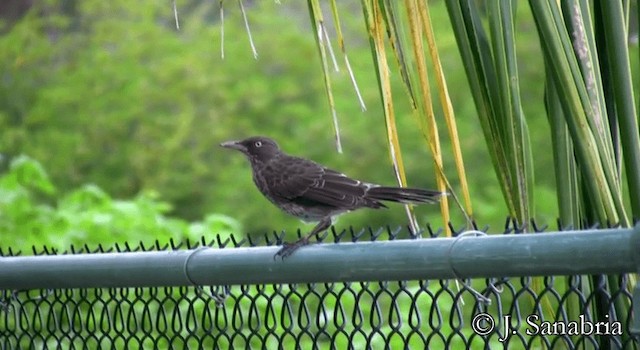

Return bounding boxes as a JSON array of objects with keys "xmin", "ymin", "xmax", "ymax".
[{"xmin": 255, "ymin": 141, "xmax": 263, "ymax": 148}]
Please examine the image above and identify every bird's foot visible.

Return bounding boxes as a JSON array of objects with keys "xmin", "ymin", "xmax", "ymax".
[{"xmin": 274, "ymin": 237, "xmax": 311, "ymax": 260}]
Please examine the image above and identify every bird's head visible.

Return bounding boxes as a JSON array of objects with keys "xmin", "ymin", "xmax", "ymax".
[{"xmin": 220, "ymin": 136, "xmax": 281, "ymax": 162}]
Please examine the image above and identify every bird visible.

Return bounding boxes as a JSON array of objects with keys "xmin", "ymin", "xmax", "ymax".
[{"xmin": 220, "ymin": 136, "xmax": 445, "ymax": 259}]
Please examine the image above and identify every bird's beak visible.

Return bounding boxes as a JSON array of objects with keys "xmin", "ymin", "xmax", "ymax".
[{"xmin": 220, "ymin": 140, "xmax": 246, "ymax": 152}]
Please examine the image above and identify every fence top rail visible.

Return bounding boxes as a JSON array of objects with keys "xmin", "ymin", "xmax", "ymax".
[{"xmin": 0, "ymin": 226, "xmax": 638, "ymax": 290}]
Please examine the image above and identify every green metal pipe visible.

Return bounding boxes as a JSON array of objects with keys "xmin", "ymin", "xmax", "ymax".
[{"xmin": 0, "ymin": 227, "xmax": 638, "ymax": 290}]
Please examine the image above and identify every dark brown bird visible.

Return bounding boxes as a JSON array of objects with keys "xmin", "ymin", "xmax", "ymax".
[{"xmin": 220, "ymin": 136, "xmax": 444, "ymax": 259}]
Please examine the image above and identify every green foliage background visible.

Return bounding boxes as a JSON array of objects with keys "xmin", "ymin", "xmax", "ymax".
[{"xmin": 0, "ymin": 1, "xmax": 567, "ymax": 249}]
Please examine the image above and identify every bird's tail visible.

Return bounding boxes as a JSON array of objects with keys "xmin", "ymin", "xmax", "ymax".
[{"xmin": 366, "ymin": 186, "xmax": 445, "ymax": 205}]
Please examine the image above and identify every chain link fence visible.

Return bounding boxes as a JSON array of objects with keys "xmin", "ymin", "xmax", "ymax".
[{"xmin": 1, "ymin": 222, "xmax": 638, "ymax": 349}]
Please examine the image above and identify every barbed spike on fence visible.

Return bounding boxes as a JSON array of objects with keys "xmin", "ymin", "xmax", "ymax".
[
  {"xmin": 169, "ymin": 238, "xmax": 183, "ymax": 250},
  {"xmin": 347, "ymin": 226, "xmax": 364, "ymax": 241},
  {"xmin": 425, "ymin": 223, "xmax": 437, "ymax": 238},
  {"xmin": 370, "ymin": 226, "xmax": 381, "ymax": 240},
  {"xmin": 503, "ymin": 217, "xmax": 513, "ymax": 233},
  {"xmin": 295, "ymin": 228, "xmax": 303, "ymax": 239},
  {"xmin": 388, "ymin": 225, "xmax": 403, "ymax": 240},
  {"xmin": 216, "ymin": 234, "xmax": 231, "ymax": 248},
  {"xmin": 448, "ymin": 222, "xmax": 468, "ymax": 236},
  {"xmin": 531, "ymin": 219, "xmax": 548, "ymax": 233},
  {"xmin": 330, "ymin": 226, "xmax": 347, "ymax": 242},
  {"xmin": 264, "ymin": 231, "xmax": 276, "ymax": 246},
  {"xmin": 233, "ymin": 235, "xmax": 247, "ymax": 248},
  {"xmin": 514, "ymin": 220, "xmax": 528, "ymax": 234},
  {"xmin": 248, "ymin": 233, "xmax": 257, "ymax": 247},
  {"xmin": 229, "ymin": 234, "xmax": 239, "ymax": 246}
]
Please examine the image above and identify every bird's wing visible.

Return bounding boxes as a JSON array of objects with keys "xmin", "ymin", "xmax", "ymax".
[
  {"xmin": 267, "ymin": 156, "xmax": 384, "ymax": 209},
  {"xmin": 304, "ymin": 169, "xmax": 371, "ymax": 207}
]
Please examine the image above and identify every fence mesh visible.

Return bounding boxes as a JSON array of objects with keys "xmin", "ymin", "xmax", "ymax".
[{"xmin": 1, "ymin": 222, "xmax": 638, "ymax": 349}]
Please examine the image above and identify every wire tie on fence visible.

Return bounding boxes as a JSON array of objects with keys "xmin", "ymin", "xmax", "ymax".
[
  {"xmin": 0, "ymin": 292, "xmax": 12, "ymax": 312},
  {"xmin": 195, "ymin": 285, "xmax": 228, "ymax": 308},
  {"xmin": 486, "ymin": 278, "xmax": 505, "ymax": 294},
  {"xmin": 1, "ymin": 288, "xmax": 56, "ymax": 313},
  {"xmin": 447, "ymin": 230, "xmax": 493, "ymax": 305},
  {"xmin": 183, "ymin": 246, "xmax": 227, "ymax": 307}
]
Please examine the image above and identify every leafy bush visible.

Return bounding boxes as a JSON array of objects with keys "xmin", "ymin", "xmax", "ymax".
[{"xmin": 0, "ymin": 156, "xmax": 241, "ymax": 251}]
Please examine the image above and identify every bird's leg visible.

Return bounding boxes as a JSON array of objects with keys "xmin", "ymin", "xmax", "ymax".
[{"xmin": 274, "ymin": 218, "xmax": 332, "ymax": 260}]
